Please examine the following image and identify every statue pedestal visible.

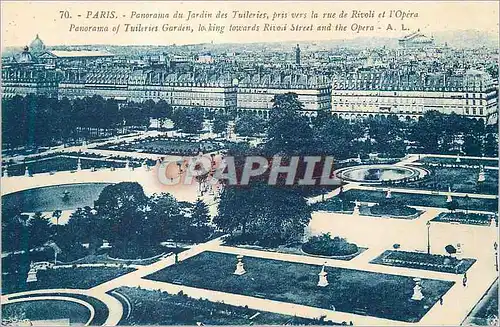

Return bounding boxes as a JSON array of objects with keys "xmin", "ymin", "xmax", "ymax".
[
  {"xmin": 411, "ymin": 278, "xmax": 424, "ymax": 301},
  {"xmin": 317, "ymin": 265, "xmax": 329, "ymax": 287},
  {"xmin": 412, "ymin": 286, "xmax": 424, "ymax": 301},
  {"xmin": 26, "ymin": 269, "xmax": 38, "ymax": 283},
  {"xmin": 233, "ymin": 255, "xmax": 246, "ymax": 275}
]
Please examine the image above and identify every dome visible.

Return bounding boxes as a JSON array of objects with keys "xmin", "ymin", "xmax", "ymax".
[
  {"xmin": 29, "ymin": 34, "xmax": 45, "ymax": 53},
  {"xmin": 16, "ymin": 46, "xmax": 34, "ymax": 63}
]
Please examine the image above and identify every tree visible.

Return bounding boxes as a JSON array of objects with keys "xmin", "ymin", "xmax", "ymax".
[
  {"xmin": 484, "ymin": 133, "xmax": 499, "ymax": 157},
  {"xmin": 61, "ymin": 206, "xmax": 101, "ymax": 247},
  {"xmin": 2, "ymin": 214, "xmax": 28, "ymax": 252},
  {"xmin": 153, "ymin": 100, "xmax": 173, "ymax": 128},
  {"xmin": 171, "ymin": 108, "xmax": 204, "ymax": 133},
  {"xmin": 214, "ymin": 183, "xmax": 311, "ymax": 247},
  {"xmin": 463, "ymin": 134, "xmax": 482, "ymax": 156},
  {"xmin": 266, "ymin": 93, "xmax": 314, "ymax": 156},
  {"xmin": 148, "ymin": 193, "xmax": 182, "ymax": 242},
  {"xmin": 27, "ymin": 213, "xmax": 53, "ymax": 248},
  {"xmin": 411, "ymin": 111, "xmax": 446, "ymax": 153},
  {"xmin": 212, "ymin": 112, "xmax": 230, "ymax": 136},
  {"xmin": 94, "ymin": 182, "xmax": 149, "ymax": 248},
  {"xmin": 191, "ymin": 199, "xmax": 210, "ymax": 227},
  {"xmin": 235, "ymin": 112, "xmax": 266, "ymax": 137},
  {"xmin": 94, "ymin": 182, "xmax": 149, "ymax": 220}
]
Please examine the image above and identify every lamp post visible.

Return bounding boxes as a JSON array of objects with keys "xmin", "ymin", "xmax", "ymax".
[
  {"xmin": 494, "ymin": 242, "xmax": 498, "ymax": 272},
  {"xmin": 426, "ymin": 221, "xmax": 431, "ymax": 254}
]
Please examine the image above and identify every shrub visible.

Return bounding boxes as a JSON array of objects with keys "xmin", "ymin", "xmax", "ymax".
[
  {"xmin": 370, "ymin": 198, "xmax": 418, "ymax": 217},
  {"xmin": 302, "ymin": 233, "xmax": 358, "ymax": 257}
]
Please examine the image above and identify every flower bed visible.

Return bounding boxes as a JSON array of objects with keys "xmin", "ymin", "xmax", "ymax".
[
  {"xmin": 96, "ymin": 137, "xmax": 226, "ymax": 155},
  {"xmin": 342, "ymin": 189, "xmax": 498, "ymax": 212},
  {"xmin": 302, "ymin": 234, "xmax": 358, "ymax": 257},
  {"xmin": 419, "ymin": 157, "xmax": 498, "ymax": 167},
  {"xmin": 311, "ymin": 198, "xmax": 355, "ymax": 213},
  {"xmin": 368, "ymin": 198, "xmax": 419, "ymax": 217},
  {"xmin": 401, "ymin": 166, "xmax": 498, "ymax": 195},
  {"xmin": 371, "ymin": 250, "xmax": 476, "ymax": 274},
  {"xmin": 431, "ymin": 212, "xmax": 496, "ymax": 226}
]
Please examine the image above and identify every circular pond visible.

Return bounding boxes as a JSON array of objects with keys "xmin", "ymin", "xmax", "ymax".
[
  {"xmin": 2, "ymin": 299, "xmax": 92, "ymax": 325},
  {"xmin": 2, "ymin": 182, "xmax": 112, "ymax": 214},
  {"xmin": 335, "ymin": 165, "xmax": 425, "ymax": 184}
]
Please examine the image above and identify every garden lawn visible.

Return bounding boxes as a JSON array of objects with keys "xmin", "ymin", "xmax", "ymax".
[
  {"xmin": 466, "ymin": 282, "xmax": 498, "ymax": 326},
  {"xmin": 2, "ymin": 300, "xmax": 90, "ymax": 325},
  {"xmin": 2, "ymin": 182, "xmax": 112, "ymax": 213},
  {"xmin": 371, "ymin": 250, "xmax": 476, "ymax": 274},
  {"xmin": 419, "ymin": 157, "xmax": 498, "ymax": 167},
  {"xmin": 145, "ymin": 251, "xmax": 454, "ymax": 323},
  {"xmin": 2, "ymin": 266, "xmax": 134, "ymax": 295},
  {"xmin": 113, "ymin": 287, "xmax": 338, "ymax": 325},
  {"xmin": 403, "ymin": 167, "xmax": 498, "ymax": 195},
  {"xmin": 342, "ymin": 190, "xmax": 498, "ymax": 212}
]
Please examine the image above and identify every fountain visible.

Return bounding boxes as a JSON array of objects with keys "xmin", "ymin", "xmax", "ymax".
[{"xmin": 335, "ymin": 164, "xmax": 424, "ymax": 184}]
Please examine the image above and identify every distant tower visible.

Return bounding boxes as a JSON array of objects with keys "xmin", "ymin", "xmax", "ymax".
[{"xmin": 295, "ymin": 44, "xmax": 301, "ymax": 66}]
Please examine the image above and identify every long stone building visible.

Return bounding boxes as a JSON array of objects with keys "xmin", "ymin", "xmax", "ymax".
[
  {"xmin": 331, "ymin": 68, "xmax": 498, "ymax": 124},
  {"xmin": 2, "ymin": 44, "xmax": 498, "ymax": 123}
]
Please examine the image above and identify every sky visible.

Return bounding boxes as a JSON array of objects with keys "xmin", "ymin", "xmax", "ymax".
[{"xmin": 1, "ymin": 1, "xmax": 499, "ymax": 48}]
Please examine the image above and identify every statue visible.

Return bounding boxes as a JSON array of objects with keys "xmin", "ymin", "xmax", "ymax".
[
  {"xmin": 24, "ymin": 166, "xmax": 30, "ymax": 177},
  {"xmin": 317, "ymin": 264, "xmax": 329, "ymax": 287},
  {"xmin": 386, "ymin": 188, "xmax": 392, "ymax": 199},
  {"xmin": 446, "ymin": 187, "xmax": 453, "ymax": 203},
  {"xmin": 478, "ymin": 166, "xmax": 486, "ymax": 183},
  {"xmin": 353, "ymin": 200, "xmax": 360, "ymax": 215},
  {"xmin": 233, "ymin": 255, "xmax": 246, "ymax": 275},
  {"xmin": 26, "ymin": 262, "xmax": 38, "ymax": 283},
  {"xmin": 456, "ymin": 153, "xmax": 461, "ymax": 163},
  {"xmin": 125, "ymin": 160, "xmax": 130, "ymax": 170},
  {"xmin": 411, "ymin": 278, "xmax": 424, "ymax": 301},
  {"xmin": 77, "ymin": 158, "xmax": 82, "ymax": 171}
]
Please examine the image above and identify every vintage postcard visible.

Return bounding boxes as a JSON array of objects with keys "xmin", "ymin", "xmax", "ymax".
[{"xmin": 1, "ymin": 1, "xmax": 499, "ymax": 326}]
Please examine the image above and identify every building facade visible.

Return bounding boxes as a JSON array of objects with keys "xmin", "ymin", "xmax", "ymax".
[
  {"xmin": 331, "ymin": 69, "xmax": 498, "ymax": 124},
  {"xmin": 236, "ymin": 73, "xmax": 332, "ymax": 118}
]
